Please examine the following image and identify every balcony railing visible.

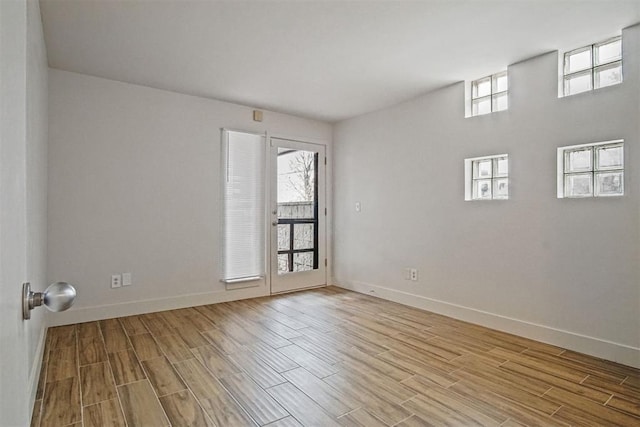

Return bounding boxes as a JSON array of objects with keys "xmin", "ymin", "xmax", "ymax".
[{"xmin": 277, "ymin": 202, "xmax": 317, "ymax": 273}]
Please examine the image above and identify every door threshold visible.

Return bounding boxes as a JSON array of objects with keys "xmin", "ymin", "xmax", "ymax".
[{"xmin": 270, "ymin": 284, "xmax": 327, "ymax": 296}]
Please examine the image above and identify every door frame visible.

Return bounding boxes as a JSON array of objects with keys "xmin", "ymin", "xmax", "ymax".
[{"xmin": 268, "ymin": 137, "xmax": 327, "ymax": 294}]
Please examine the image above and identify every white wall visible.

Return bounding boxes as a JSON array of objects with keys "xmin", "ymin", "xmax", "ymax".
[
  {"xmin": 48, "ymin": 69, "xmax": 332, "ymax": 324},
  {"xmin": 0, "ymin": 0, "xmax": 49, "ymax": 424},
  {"xmin": 333, "ymin": 25, "xmax": 639, "ymax": 367}
]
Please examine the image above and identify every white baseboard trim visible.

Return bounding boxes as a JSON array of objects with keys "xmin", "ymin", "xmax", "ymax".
[
  {"xmin": 48, "ymin": 285, "xmax": 270, "ymax": 327},
  {"xmin": 27, "ymin": 325, "xmax": 47, "ymax": 423},
  {"xmin": 336, "ymin": 280, "xmax": 640, "ymax": 369}
]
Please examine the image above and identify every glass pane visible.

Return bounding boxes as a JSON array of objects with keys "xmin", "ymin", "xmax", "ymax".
[
  {"xmin": 472, "ymin": 76, "xmax": 491, "ymax": 98},
  {"xmin": 595, "ymin": 172, "xmax": 623, "ymax": 197},
  {"xmin": 277, "ymin": 202, "xmax": 315, "ymax": 219},
  {"xmin": 492, "ymin": 92, "xmax": 508, "ymax": 112},
  {"xmin": 276, "ymin": 146, "xmax": 318, "ymax": 275},
  {"xmin": 473, "ymin": 159, "xmax": 492, "ymax": 179},
  {"xmin": 277, "ymin": 224, "xmax": 290, "ymax": 251},
  {"xmin": 495, "ymin": 157, "xmax": 508, "ymax": 177},
  {"xmin": 277, "ymin": 254, "xmax": 289, "ymax": 274},
  {"xmin": 565, "ymin": 148, "xmax": 592, "ymax": 172},
  {"xmin": 565, "ymin": 173, "xmax": 593, "ymax": 198},
  {"xmin": 493, "ymin": 178, "xmax": 509, "ymax": 200},
  {"xmin": 293, "ymin": 223, "xmax": 314, "ymax": 250},
  {"xmin": 472, "ymin": 97, "xmax": 491, "ymax": 116},
  {"xmin": 293, "ymin": 252, "xmax": 314, "ymax": 272},
  {"xmin": 564, "ymin": 70, "xmax": 593, "ymax": 96},
  {"xmin": 473, "ymin": 179, "xmax": 492, "ymax": 200},
  {"xmin": 596, "ymin": 145, "xmax": 623, "ymax": 170},
  {"xmin": 594, "ymin": 38, "xmax": 621, "ymax": 65},
  {"xmin": 492, "ymin": 72, "xmax": 508, "ymax": 93},
  {"xmin": 594, "ymin": 62, "xmax": 622, "ymax": 89},
  {"xmin": 277, "ymin": 149, "xmax": 316, "ymax": 206},
  {"xmin": 564, "ymin": 47, "xmax": 592, "ymax": 74}
]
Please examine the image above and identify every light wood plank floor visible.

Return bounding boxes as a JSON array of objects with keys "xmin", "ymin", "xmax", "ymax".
[{"xmin": 32, "ymin": 286, "xmax": 640, "ymax": 427}]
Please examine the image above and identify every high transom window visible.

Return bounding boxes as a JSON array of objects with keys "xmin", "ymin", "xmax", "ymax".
[
  {"xmin": 563, "ymin": 36, "xmax": 622, "ymax": 96},
  {"xmin": 471, "ymin": 71, "xmax": 508, "ymax": 116}
]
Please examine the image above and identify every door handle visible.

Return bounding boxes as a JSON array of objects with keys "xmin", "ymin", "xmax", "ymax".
[
  {"xmin": 23, "ymin": 282, "xmax": 76, "ymax": 320},
  {"xmin": 272, "ymin": 221, "xmax": 278, "ymax": 226}
]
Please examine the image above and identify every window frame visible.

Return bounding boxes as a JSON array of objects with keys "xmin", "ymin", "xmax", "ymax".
[
  {"xmin": 464, "ymin": 154, "xmax": 509, "ymax": 201},
  {"xmin": 562, "ymin": 36, "xmax": 622, "ymax": 97},
  {"xmin": 557, "ymin": 140, "xmax": 624, "ymax": 199},
  {"xmin": 470, "ymin": 71, "xmax": 508, "ymax": 117}
]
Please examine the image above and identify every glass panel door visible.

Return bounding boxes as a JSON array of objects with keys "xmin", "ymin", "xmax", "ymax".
[{"xmin": 270, "ymin": 138, "xmax": 326, "ymax": 293}]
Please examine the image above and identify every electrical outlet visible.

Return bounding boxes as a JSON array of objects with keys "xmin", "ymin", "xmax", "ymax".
[
  {"xmin": 111, "ymin": 274, "xmax": 122, "ymax": 288},
  {"xmin": 410, "ymin": 268, "xmax": 418, "ymax": 281},
  {"xmin": 122, "ymin": 273, "xmax": 132, "ymax": 286},
  {"xmin": 404, "ymin": 268, "xmax": 412, "ymax": 280}
]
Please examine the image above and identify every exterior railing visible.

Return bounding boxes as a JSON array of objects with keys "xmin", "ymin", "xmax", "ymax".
[{"xmin": 277, "ymin": 201, "xmax": 317, "ymax": 273}]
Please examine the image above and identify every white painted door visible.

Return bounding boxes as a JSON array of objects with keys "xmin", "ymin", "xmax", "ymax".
[
  {"xmin": 270, "ymin": 138, "xmax": 326, "ymax": 294},
  {"xmin": 1, "ymin": 1, "xmax": 31, "ymax": 424}
]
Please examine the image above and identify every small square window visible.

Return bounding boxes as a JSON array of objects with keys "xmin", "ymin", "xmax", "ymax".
[
  {"xmin": 595, "ymin": 172, "xmax": 624, "ymax": 197},
  {"xmin": 564, "ymin": 46, "xmax": 592, "ymax": 74},
  {"xmin": 558, "ymin": 141, "xmax": 623, "ymax": 198},
  {"xmin": 565, "ymin": 148, "xmax": 592, "ymax": 173},
  {"xmin": 492, "ymin": 92, "xmax": 508, "ymax": 112},
  {"xmin": 474, "ymin": 159, "xmax": 493, "ymax": 178},
  {"xmin": 466, "ymin": 155, "xmax": 509, "ymax": 201},
  {"xmin": 493, "ymin": 178, "xmax": 509, "ymax": 200},
  {"xmin": 562, "ymin": 36, "xmax": 622, "ymax": 97},
  {"xmin": 472, "ymin": 77, "xmax": 492, "ymax": 98},
  {"xmin": 492, "ymin": 72, "xmax": 508, "ymax": 93},
  {"xmin": 472, "ymin": 96, "xmax": 491, "ymax": 116},
  {"xmin": 596, "ymin": 145, "xmax": 623, "ymax": 169},
  {"xmin": 594, "ymin": 62, "xmax": 622, "ymax": 89},
  {"xmin": 495, "ymin": 157, "xmax": 509, "ymax": 177},
  {"xmin": 474, "ymin": 179, "xmax": 492, "ymax": 200},
  {"xmin": 470, "ymin": 71, "xmax": 508, "ymax": 116},
  {"xmin": 564, "ymin": 70, "xmax": 593, "ymax": 96},
  {"xmin": 594, "ymin": 38, "xmax": 622, "ymax": 66},
  {"xmin": 565, "ymin": 173, "xmax": 593, "ymax": 198}
]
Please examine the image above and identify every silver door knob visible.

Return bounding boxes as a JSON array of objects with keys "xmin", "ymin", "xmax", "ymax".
[
  {"xmin": 272, "ymin": 221, "xmax": 278, "ymax": 226},
  {"xmin": 23, "ymin": 282, "xmax": 77, "ymax": 320}
]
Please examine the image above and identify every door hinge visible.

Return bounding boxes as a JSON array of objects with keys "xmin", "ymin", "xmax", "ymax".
[
  {"xmin": 324, "ymin": 207, "xmax": 327, "ymax": 215},
  {"xmin": 324, "ymin": 157, "xmax": 327, "ymax": 165},
  {"xmin": 324, "ymin": 259, "xmax": 327, "ymax": 267}
]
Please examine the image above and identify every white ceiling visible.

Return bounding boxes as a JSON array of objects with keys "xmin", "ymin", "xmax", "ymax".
[{"xmin": 40, "ymin": 0, "xmax": 640, "ymax": 122}]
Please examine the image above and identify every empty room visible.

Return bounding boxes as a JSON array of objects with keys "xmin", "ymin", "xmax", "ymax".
[{"xmin": 2, "ymin": 0, "xmax": 639, "ymax": 426}]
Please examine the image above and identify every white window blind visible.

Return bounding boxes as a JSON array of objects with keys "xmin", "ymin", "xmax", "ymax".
[{"xmin": 221, "ymin": 129, "xmax": 265, "ymax": 283}]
